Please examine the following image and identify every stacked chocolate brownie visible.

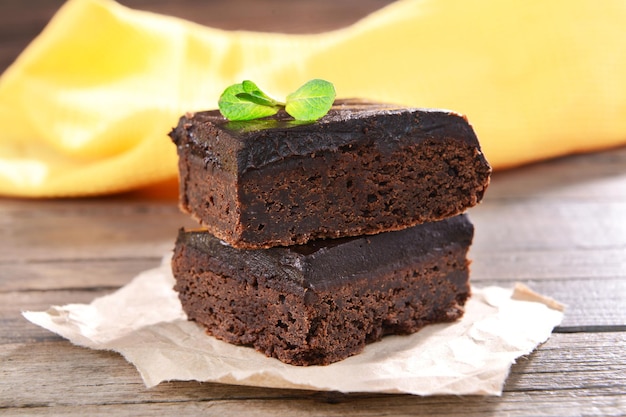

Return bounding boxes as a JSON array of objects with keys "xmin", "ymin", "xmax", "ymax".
[{"xmin": 169, "ymin": 99, "xmax": 491, "ymax": 365}]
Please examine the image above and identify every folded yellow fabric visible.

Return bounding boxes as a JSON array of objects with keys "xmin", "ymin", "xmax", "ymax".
[{"xmin": 0, "ymin": 0, "xmax": 625, "ymax": 197}]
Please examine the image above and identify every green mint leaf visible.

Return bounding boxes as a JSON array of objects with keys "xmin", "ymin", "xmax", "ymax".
[
  {"xmin": 218, "ymin": 79, "xmax": 335, "ymax": 121},
  {"xmin": 285, "ymin": 79, "xmax": 336, "ymax": 121},
  {"xmin": 235, "ymin": 92, "xmax": 277, "ymax": 108},
  {"xmin": 241, "ymin": 80, "xmax": 262, "ymax": 93},
  {"xmin": 241, "ymin": 80, "xmax": 284, "ymax": 105},
  {"xmin": 241, "ymin": 80, "xmax": 258, "ymax": 93},
  {"xmin": 218, "ymin": 83, "xmax": 279, "ymax": 121}
]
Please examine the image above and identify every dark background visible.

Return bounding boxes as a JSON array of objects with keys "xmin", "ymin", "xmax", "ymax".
[{"xmin": 0, "ymin": 0, "xmax": 395, "ymax": 73}]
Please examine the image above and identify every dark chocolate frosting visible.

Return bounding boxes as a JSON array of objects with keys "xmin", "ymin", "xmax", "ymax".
[
  {"xmin": 176, "ymin": 214, "xmax": 474, "ymax": 292},
  {"xmin": 169, "ymin": 99, "xmax": 483, "ymax": 175}
]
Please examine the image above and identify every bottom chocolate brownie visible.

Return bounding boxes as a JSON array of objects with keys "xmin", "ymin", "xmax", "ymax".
[{"xmin": 172, "ymin": 215, "xmax": 474, "ymax": 366}]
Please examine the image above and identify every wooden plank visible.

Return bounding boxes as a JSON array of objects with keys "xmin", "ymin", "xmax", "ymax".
[
  {"xmin": 1, "ymin": 395, "xmax": 624, "ymax": 417},
  {"xmin": 1, "ymin": 197, "xmax": 624, "ymax": 261},
  {"xmin": 470, "ymin": 201, "xmax": 626, "ymax": 251},
  {"xmin": 1, "ymin": 392, "xmax": 624, "ymax": 417},
  {"xmin": 0, "ymin": 258, "xmax": 161, "ymax": 292},
  {"xmin": 1, "ymin": 333, "xmax": 624, "ymax": 416},
  {"xmin": 0, "ymin": 200, "xmax": 195, "ymax": 262},
  {"xmin": 472, "ymin": 278, "xmax": 625, "ymax": 328},
  {"xmin": 470, "ymin": 248, "xmax": 626, "ymax": 281},
  {"xmin": 1, "ymin": 290, "xmax": 114, "ymax": 344},
  {"xmin": 486, "ymin": 146, "xmax": 626, "ymax": 201}
]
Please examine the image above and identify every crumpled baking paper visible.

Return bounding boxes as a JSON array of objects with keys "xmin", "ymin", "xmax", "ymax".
[{"xmin": 23, "ymin": 256, "xmax": 564, "ymax": 395}]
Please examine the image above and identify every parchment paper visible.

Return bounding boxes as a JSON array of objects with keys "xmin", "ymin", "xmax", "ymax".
[{"xmin": 23, "ymin": 256, "xmax": 564, "ymax": 395}]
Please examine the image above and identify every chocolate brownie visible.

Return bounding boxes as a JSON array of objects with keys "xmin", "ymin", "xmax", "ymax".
[
  {"xmin": 172, "ymin": 214, "xmax": 474, "ymax": 366},
  {"xmin": 169, "ymin": 99, "xmax": 491, "ymax": 249}
]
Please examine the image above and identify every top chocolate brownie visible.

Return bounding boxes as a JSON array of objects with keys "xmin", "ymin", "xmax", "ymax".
[{"xmin": 169, "ymin": 99, "xmax": 491, "ymax": 248}]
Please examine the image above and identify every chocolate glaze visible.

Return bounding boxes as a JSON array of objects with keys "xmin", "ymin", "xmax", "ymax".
[
  {"xmin": 169, "ymin": 99, "xmax": 484, "ymax": 175},
  {"xmin": 176, "ymin": 214, "xmax": 473, "ymax": 292}
]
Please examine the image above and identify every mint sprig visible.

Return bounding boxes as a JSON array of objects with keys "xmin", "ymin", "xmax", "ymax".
[
  {"xmin": 218, "ymin": 79, "xmax": 335, "ymax": 121},
  {"xmin": 217, "ymin": 82, "xmax": 280, "ymax": 121}
]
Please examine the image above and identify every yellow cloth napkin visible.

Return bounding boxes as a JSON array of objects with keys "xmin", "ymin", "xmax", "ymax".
[{"xmin": 1, "ymin": 0, "xmax": 625, "ymax": 197}]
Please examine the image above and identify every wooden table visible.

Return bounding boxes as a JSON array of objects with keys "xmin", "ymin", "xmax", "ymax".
[{"xmin": 1, "ymin": 1, "xmax": 625, "ymax": 415}]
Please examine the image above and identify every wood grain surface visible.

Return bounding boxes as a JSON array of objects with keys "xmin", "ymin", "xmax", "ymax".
[{"xmin": 1, "ymin": 1, "xmax": 625, "ymax": 416}]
